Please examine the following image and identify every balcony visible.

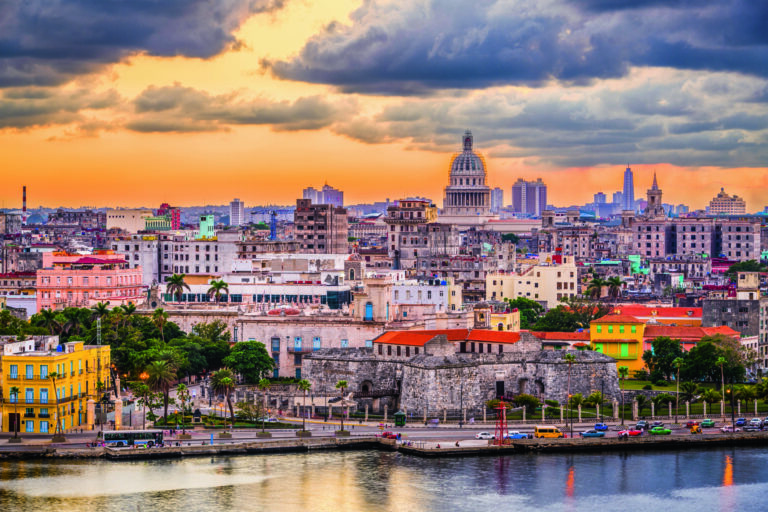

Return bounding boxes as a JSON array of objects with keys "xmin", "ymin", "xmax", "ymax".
[
  {"xmin": 23, "ymin": 412, "xmax": 35, "ymax": 418},
  {"xmin": 287, "ymin": 346, "xmax": 314, "ymax": 354},
  {"xmin": 6, "ymin": 374, "xmax": 50, "ymax": 381}
]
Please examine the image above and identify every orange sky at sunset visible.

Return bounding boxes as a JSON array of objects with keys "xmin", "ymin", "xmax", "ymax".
[{"xmin": 2, "ymin": 0, "xmax": 767, "ymax": 211}]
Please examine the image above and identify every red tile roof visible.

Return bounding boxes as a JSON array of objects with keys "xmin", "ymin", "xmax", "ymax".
[
  {"xmin": 373, "ymin": 331, "xmax": 440, "ymax": 346},
  {"xmin": 530, "ymin": 331, "xmax": 590, "ymax": 341},
  {"xmin": 413, "ymin": 329, "xmax": 470, "ymax": 341},
  {"xmin": 613, "ymin": 305, "xmax": 702, "ymax": 318},
  {"xmin": 467, "ymin": 330, "xmax": 520, "ymax": 343},
  {"xmin": 644, "ymin": 325, "xmax": 740, "ymax": 341},
  {"xmin": 591, "ymin": 314, "xmax": 642, "ymax": 324},
  {"xmin": 73, "ymin": 257, "xmax": 126, "ymax": 265}
]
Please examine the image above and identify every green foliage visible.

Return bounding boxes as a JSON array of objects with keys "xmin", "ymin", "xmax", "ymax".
[
  {"xmin": 652, "ymin": 393, "xmax": 674, "ymax": 407},
  {"xmin": 513, "ymin": 393, "xmax": 540, "ymax": 414},
  {"xmin": 252, "ymin": 222, "xmax": 269, "ymax": 231},
  {"xmin": 584, "ymin": 391, "xmax": 604, "ymax": 407},
  {"xmin": 680, "ymin": 381, "xmax": 698, "ymax": 402},
  {"xmin": 568, "ymin": 393, "xmax": 585, "ymax": 408},
  {"xmin": 207, "ymin": 279, "xmax": 229, "ymax": 302},
  {"xmin": 503, "ymin": 297, "xmax": 544, "ymax": 329},
  {"xmin": 235, "ymin": 401, "xmax": 264, "ymax": 422},
  {"xmin": 223, "ymin": 341, "xmax": 274, "ymax": 384},
  {"xmin": 165, "ymin": 274, "xmax": 190, "ymax": 301},
  {"xmin": 680, "ymin": 335, "xmax": 746, "ymax": 384},
  {"xmin": 532, "ymin": 306, "xmax": 582, "ymax": 332},
  {"xmin": 642, "ymin": 337, "xmax": 685, "ymax": 381},
  {"xmin": 642, "ymin": 384, "xmax": 652, "ymax": 390},
  {"xmin": 724, "ymin": 260, "xmax": 766, "ymax": 279},
  {"xmin": 501, "ymin": 233, "xmax": 520, "ymax": 244},
  {"xmin": 701, "ymin": 388, "xmax": 722, "ymax": 403},
  {"xmin": 212, "ymin": 368, "xmax": 237, "ymax": 427},
  {"xmin": 558, "ymin": 297, "xmax": 612, "ymax": 328}
]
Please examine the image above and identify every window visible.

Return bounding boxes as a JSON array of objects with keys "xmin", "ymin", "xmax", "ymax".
[
  {"xmin": 387, "ymin": 346, "xmax": 392, "ymax": 356},
  {"xmin": 26, "ymin": 421, "xmax": 34, "ymax": 433},
  {"xmin": 25, "ymin": 388, "xmax": 33, "ymax": 404},
  {"xmin": 25, "ymin": 364, "xmax": 33, "ymax": 379},
  {"xmin": 40, "ymin": 421, "xmax": 49, "ymax": 433},
  {"xmin": 9, "ymin": 364, "xmax": 17, "ymax": 379},
  {"xmin": 365, "ymin": 340, "xmax": 373, "ymax": 348},
  {"xmin": 40, "ymin": 365, "xmax": 48, "ymax": 379},
  {"xmin": 378, "ymin": 345, "xmax": 383, "ymax": 355},
  {"xmin": 294, "ymin": 337, "xmax": 302, "ymax": 350},
  {"xmin": 619, "ymin": 326, "xmax": 625, "ymax": 334},
  {"xmin": 271, "ymin": 337, "xmax": 280, "ymax": 353},
  {"xmin": 40, "ymin": 389, "xmax": 48, "ymax": 404},
  {"xmin": 313, "ymin": 337, "xmax": 321, "ymax": 351},
  {"xmin": 596, "ymin": 326, "xmax": 602, "ymax": 334},
  {"xmin": 341, "ymin": 339, "xmax": 349, "ymax": 348},
  {"xmin": 608, "ymin": 325, "xmax": 614, "ymax": 333},
  {"xmin": 631, "ymin": 325, "xmax": 637, "ymax": 333}
]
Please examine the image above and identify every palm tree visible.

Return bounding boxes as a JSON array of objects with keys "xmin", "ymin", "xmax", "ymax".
[
  {"xmin": 586, "ymin": 278, "xmax": 606, "ymax": 300},
  {"xmin": 336, "ymin": 380, "xmax": 348, "ymax": 433},
  {"xmin": 91, "ymin": 301, "xmax": 110, "ymax": 320},
  {"xmin": 212, "ymin": 369, "xmax": 236, "ymax": 429},
  {"xmin": 680, "ymin": 381, "xmax": 698, "ymax": 403},
  {"xmin": 717, "ymin": 356, "xmax": 727, "ymax": 392},
  {"xmin": 563, "ymin": 353, "xmax": 575, "ymax": 436},
  {"xmin": 176, "ymin": 384, "xmax": 190, "ymax": 434},
  {"xmin": 152, "ymin": 308, "xmax": 169, "ymax": 342},
  {"xmin": 165, "ymin": 274, "xmax": 190, "ymax": 302},
  {"xmin": 618, "ymin": 366, "xmax": 629, "ymax": 425},
  {"xmin": 48, "ymin": 372, "xmax": 64, "ymax": 440},
  {"xmin": 673, "ymin": 357, "xmax": 684, "ymax": 424},
  {"xmin": 636, "ymin": 395, "xmax": 648, "ymax": 417},
  {"xmin": 297, "ymin": 379, "xmax": 311, "ymax": 433},
  {"xmin": 701, "ymin": 388, "xmax": 722, "ymax": 405},
  {"xmin": 121, "ymin": 302, "xmax": 137, "ymax": 327},
  {"xmin": 606, "ymin": 277, "xmax": 623, "ymax": 302},
  {"xmin": 9, "ymin": 386, "xmax": 20, "ymax": 439},
  {"xmin": 207, "ymin": 279, "xmax": 229, "ymax": 303},
  {"xmin": 37, "ymin": 308, "xmax": 61, "ymax": 335},
  {"xmin": 257, "ymin": 378, "xmax": 271, "ymax": 433},
  {"xmin": 146, "ymin": 360, "xmax": 177, "ymax": 424}
]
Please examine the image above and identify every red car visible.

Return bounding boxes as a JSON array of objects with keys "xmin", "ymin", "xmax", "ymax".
[
  {"xmin": 685, "ymin": 420, "xmax": 699, "ymax": 428},
  {"xmin": 618, "ymin": 429, "xmax": 643, "ymax": 438}
]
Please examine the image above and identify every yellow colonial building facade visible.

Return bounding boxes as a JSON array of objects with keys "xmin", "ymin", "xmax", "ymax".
[
  {"xmin": 1, "ymin": 337, "xmax": 111, "ymax": 434},
  {"xmin": 589, "ymin": 314, "xmax": 646, "ymax": 373}
]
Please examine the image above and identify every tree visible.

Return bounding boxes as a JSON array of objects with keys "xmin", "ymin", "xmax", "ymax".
[
  {"xmin": 176, "ymin": 383, "xmax": 191, "ymax": 434},
  {"xmin": 501, "ymin": 233, "xmax": 520, "ymax": 244},
  {"xmin": 559, "ymin": 296, "xmax": 612, "ymax": 328},
  {"xmin": 297, "ymin": 379, "xmax": 311, "ymax": 432},
  {"xmin": 91, "ymin": 302, "xmax": 110, "ymax": 320},
  {"xmin": 503, "ymin": 297, "xmax": 544, "ymax": 329},
  {"xmin": 257, "ymin": 378, "xmax": 271, "ymax": 432},
  {"xmin": 211, "ymin": 369, "xmax": 236, "ymax": 428},
  {"xmin": 618, "ymin": 366, "xmax": 629, "ymax": 425},
  {"xmin": 513, "ymin": 393, "xmax": 540, "ymax": 415},
  {"xmin": 9, "ymin": 386, "xmax": 20, "ymax": 439},
  {"xmin": 146, "ymin": 359, "xmax": 177, "ymax": 423},
  {"xmin": 152, "ymin": 308, "xmax": 169, "ymax": 342},
  {"xmin": 701, "ymin": 388, "xmax": 722, "ymax": 404},
  {"xmin": 336, "ymin": 380, "xmax": 348, "ymax": 433},
  {"xmin": 673, "ymin": 357, "xmax": 684, "ymax": 423},
  {"xmin": 121, "ymin": 302, "xmax": 137, "ymax": 327},
  {"xmin": 532, "ymin": 306, "xmax": 582, "ymax": 332},
  {"xmin": 568, "ymin": 393, "xmax": 585, "ymax": 409},
  {"xmin": 642, "ymin": 337, "xmax": 685, "ymax": 381},
  {"xmin": 725, "ymin": 260, "xmax": 766, "ymax": 280},
  {"xmin": 129, "ymin": 381, "xmax": 155, "ymax": 430},
  {"xmin": 680, "ymin": 381, "xmax": 698, "ymax": 403},
  {"xmin": 165, "ymin": 273, "xmax": 190, "ymax": 302},
  {"xmin": 33, "ymin": 308, "xmax": 61, "ymax": 335},
  {"xmin": 584, "ymin": 391, "xmax": 604, "ymax": 408},
  {"xmin": 207, "ymin": 279, "xmax": 229, "ymax": 303},
  {"xmin": 717, "ymin": 356, "xmax": 727, "ymax": 393},
  {"xmin": 586, "ymin": 277, "xmax": 606, "ymax": 300},
  {"xmin": 222, "ymin": 341, "xmax": 274, "ymax": 384},
  {"xmin": 48, "ymin": 372, "xmax": 64, "ymax": 440},
  {"xmin": 635, "ymin": 395, "xmax": 648, "ymax": 417},
  {"xmin": 606, "ymin": 277, "xmax": 623, "ymax": 301},
  {"xmin": 563, "ymin": 353, "xmax": 575, "ymax": 436}
]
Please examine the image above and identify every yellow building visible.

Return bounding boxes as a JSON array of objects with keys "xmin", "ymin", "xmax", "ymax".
[
  {"xmin": 589, "ymin": 314, "xmax": 646, "ymax": 372},
  {"xmin": 1, "ymin": 337, "xmax": 111, "ymax": 434}
]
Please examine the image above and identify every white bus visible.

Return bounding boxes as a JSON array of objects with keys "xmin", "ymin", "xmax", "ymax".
[{"xmin": 97, "ymin": 429, "xmax": 164, "ymax": 447}]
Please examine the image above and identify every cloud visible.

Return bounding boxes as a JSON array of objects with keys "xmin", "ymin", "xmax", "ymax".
[
  {"xmin": 263, "ymin": 0, "xmax": 768, "ymax": 94},
  {"xmin": 0, "ymin": 0, "xmax": 285, "ymax": 87},
  {"xmin": 331, "ymin": 69, "xmax": 768, "ymax": 168},
  {"xmin": 0, "ymin": 87, "xmax": 120, "ymax": 129},
  {"xmin": 126, "ymin": 84, "xmax": 353, "ymax": 133}
]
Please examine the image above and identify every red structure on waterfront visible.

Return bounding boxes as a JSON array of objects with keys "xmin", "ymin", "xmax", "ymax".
[{"xmin": 494, "ymin": 402, "xmax": 509, "ymax": 446}]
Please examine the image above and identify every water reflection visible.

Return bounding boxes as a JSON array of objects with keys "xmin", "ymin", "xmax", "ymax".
[{"xmin": 0, "ymin": 448, "xmax": 766, "ymax": 511}]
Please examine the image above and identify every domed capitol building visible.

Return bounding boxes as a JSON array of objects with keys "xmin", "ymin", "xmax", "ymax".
[{"xmin": 441, "ymin": 130, "xmax": 497, "ymax": 224}]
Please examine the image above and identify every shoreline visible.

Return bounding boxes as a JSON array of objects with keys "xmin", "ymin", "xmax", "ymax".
[{"xmin": 2, "ymin": 432, "xmax": 768, "ymax": 461}]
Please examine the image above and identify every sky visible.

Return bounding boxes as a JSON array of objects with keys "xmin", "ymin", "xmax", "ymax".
[{"xmin": 1, "ymin": 0, "xmax": 767, "ymax": 211}]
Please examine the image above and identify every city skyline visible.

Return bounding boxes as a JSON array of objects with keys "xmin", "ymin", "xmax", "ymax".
[{"xmin": 1, "ymin": 1, "xmax": 767, "ymax": 209}]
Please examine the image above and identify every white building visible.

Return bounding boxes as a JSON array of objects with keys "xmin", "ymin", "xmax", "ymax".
[
  {"xmin": 230, "ymin": 198, "xmax": 245, "ymax": 227},
  {"xmin": 106, "ymin": 209, "xmax": 153, "ymax": 233}
]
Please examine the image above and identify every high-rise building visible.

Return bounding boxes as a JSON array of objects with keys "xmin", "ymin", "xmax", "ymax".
[
  {"xmin": 511, "ymin": 178, "xmax": 547, "ymax": 217},
  {"xmin": 294, "ymin": 199, "xmax": 349, "ymax": 254},
  {"xmin": 442, "ymin": 130, "xmax": 491, "ymax": 216},
  {"xmin": 302, "ymin": 187, "xmax": 321, "ymax": 204},
  {"xmin": 708, "ymin": 188, "xmax": 746, "ymax": 215},
  {"xmin": 644, "ymin": 172, "xmax": 665, "ymax": 219},
  {"xmin": 612, "ymin": 191, "xmax": 623, "ymax": 206},
  {"xmin": 157, "ymin": 203, "xmax": 181, "ymax": 230},
  {"xmin": 622, "ymin": 166, "xmax": 635, "ymax": 211},
  {"xmin": 491, "ymin": 187, "xmax": 504, "ymax": 213},
  {"xmin": 302, "ymin": 184, "xmax": 344, "ymax": 207},
  {"xmin": 229, "ymin": 198, "xmax": 245, "ymax": 226},
  {"xmin": 594, "ymin": 192, "xmax": 607, "ymax": 204}
]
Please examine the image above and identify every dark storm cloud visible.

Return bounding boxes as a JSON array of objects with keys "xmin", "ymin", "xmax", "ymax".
[
  {"xmin": 127, "ymin": 84, "xmax": 351, "ymax": 133},
  {"xmin": 0, "ymin": 87, "xmax": 119, "ymax": 129},
  {"xmin": 263, "ymin": 0, "xmax": 768, "ymax": 94},
  {"xmin": 0, "ymin": 0, "xmax": 285, "ymax": 87}
]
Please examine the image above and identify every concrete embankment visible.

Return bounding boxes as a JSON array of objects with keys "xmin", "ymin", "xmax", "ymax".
[
  {"xmin": 397, "ymin": 432, "xmax": 768, "ymax": 458},
  {"xmin": 0, "ymin": 437, "xmax": 390, "ymax": 461}
]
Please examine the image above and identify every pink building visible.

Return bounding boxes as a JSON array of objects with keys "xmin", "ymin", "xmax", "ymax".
[{"xmin": 36, "ymin": 251, "xmax": 144, "ymax": 312}]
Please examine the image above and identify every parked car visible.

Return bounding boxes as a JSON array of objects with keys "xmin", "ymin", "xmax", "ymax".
[
  {"xmin": 475, "ymin": 432, "xmax": 493, "ymax": 440},
  {"xmin": 505, "ymin": 431, "xmax": 529, "ymax": 440},
  {"xmin": 700, "ymin": 419, "xmax": 716, "ymax": 428},
  {"xmin": 721, "ymin": 425, "xmax": 741, "ymax": 433},
  {"xmin": 650, "ymin": 426, "xmax": 672, "ymax": 435},
  {"xmin": 685, "ymin": 420, "xmax": 699, "ymax": 428},
  {"xmin": 651, "ymin": 421, "xmax": 665, "ymax": 428},
  {"xmin": 735, "ymin": 418, "xmax": 747, "ymax": 427},
  {"xmin": 744, "ymin": 424, "xmax": 762, "ymax": 432},
  {"xmin": 580, "ymin": 429, "xmax": 606, "ymax": 438},
  {"xmin": 749, "ymin": 418, "xmax": 762, "ymax": 427},
  {"xmin": 594, "ymin": 423, "xmax": 609, "ymax": 431},
  {"xmin": 636, "ymin": 420, "xmax": 649, "ymax": 430},
  {"xmin": 618, "ymin": 429, "xmax": 643, "ymax": 438}
]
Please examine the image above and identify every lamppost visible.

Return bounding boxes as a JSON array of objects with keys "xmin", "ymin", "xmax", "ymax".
[{"xmin": 139, "ymin": 371, "xmax": 149, "ymax": 430}]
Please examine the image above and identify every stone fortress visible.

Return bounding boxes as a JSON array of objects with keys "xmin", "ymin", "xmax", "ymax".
[{"xmin": 303, "ymin": 307, "xmax": 620, "ymax": 415}]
